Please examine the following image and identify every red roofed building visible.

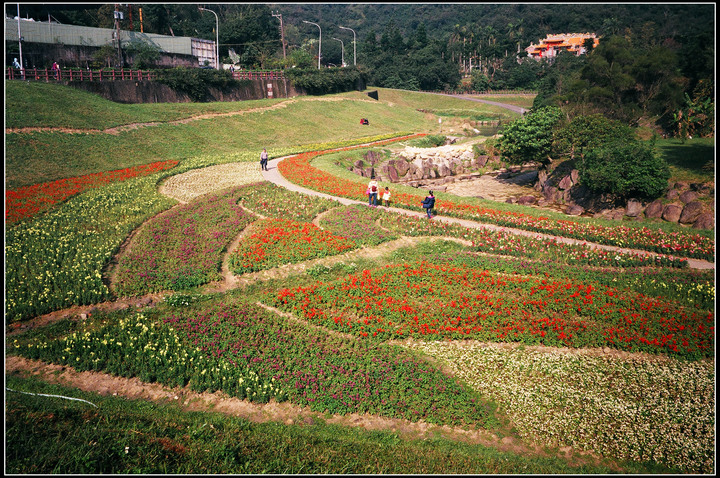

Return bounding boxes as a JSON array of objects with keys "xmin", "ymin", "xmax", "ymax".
[{"xmin": 525, "ymin": 33, "xmax": 599, "ymax": 59}]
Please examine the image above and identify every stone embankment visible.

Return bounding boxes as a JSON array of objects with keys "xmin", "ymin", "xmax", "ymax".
[{"xmin": 346, "ymin": 141, "xmax": 714, "ymax": 230}]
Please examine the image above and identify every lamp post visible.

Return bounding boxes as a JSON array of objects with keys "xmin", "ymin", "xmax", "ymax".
[
  {"xmin": 338, "ymin": 25, "xmax": 356, "ymax": 66},
  {"xmin": 302, "ymin": 20, "xmax": 321, "ymax": 69},
  {"xmin": 332, "ymin": 37, "xmax": 344, "ymax": 67},
  {"xmin": 16, "ymin": 3, "xmax": 24, "ymax": 78},
  {"xmin": 199, "ymin": 6, "xmax": 219, "ymax": 69}
]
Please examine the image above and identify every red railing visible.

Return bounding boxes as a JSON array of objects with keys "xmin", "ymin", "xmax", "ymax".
[
  {"xmin": 6, "ymin": 67, "xmax": 157, "ymax": 82},
  {"xmin": 6, "ymin": 67, "xmax": 284, "ymax": 82},
  {"xmin": 231, "ymin": 70, "xmax": 285, "ymax": 80}
]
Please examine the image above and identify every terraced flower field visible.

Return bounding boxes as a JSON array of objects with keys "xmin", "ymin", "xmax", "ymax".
[{"xmin": 5, "ymin": 89, "xmax": 714, "ymax": 474}]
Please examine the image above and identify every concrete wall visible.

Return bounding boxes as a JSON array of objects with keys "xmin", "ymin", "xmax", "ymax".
[{"xmin": 63, "ymin": 77, "xmax": 304, "ymax": 103}]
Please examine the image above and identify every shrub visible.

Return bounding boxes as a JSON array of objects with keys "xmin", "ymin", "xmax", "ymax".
[
  {"xmin": 553, "ymin": 114, "xmax": 636, "ymax": 160},
  {"xmin": 580, "ymin": 140, "xmax": 670, "ymax": 200},
  {"xmin": 285, "ymin": 67, "xmax": 365, "ymax": 95},
  {"xmin": 156, "ymin": 67, "xmax": 246, "ymax": 102},
  {"xmin": 497, "ymin": 106, "xmax": 564, "ymax": 167}
]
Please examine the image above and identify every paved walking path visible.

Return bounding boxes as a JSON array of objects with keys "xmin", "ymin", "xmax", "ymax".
[{"xmin": 261, "ymin": 156, "xmax": 715, "ymax": 271}]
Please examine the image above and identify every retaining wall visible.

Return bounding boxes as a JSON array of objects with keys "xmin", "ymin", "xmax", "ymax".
[{"xmin": 64, "ymin": 77, "xmax": 304, "ymax": 103}]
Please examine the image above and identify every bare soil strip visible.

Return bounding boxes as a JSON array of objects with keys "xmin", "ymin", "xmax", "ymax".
[{"xmin": 4, "ymin": 354, "xmax": 616, "ymax": 471}]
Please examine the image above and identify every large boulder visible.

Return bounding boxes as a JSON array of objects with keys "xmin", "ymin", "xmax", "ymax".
[
  {"xmin": 678, "ymin": 201, "xmax": 705, "ymax": 224},
  {"xmin": 625, "ymin": 198, "xmax": 644, "ymax": 217},
  {"xmin": 679, "ymin": 190, "xmax": 699, "ymax": 204},
  {"xmin": 665, "ymin": 189, "xmax": 680, "ymax": 201},
  {"xmin": 565, "ymin": 205, "xmax": 585, "ymax": 216},
  {"xmin": 542, "ymin": 185, "xmax": 559, "ymax": 202},
  {"xmin": 438, "ymin": 164, "xmax": 452, "ymax": 177},
  {"xmin": 558, "ymin": 175, "xmax": 573, "ymax": 190},
  {"xmin": 570, "ymin": 169, "xmax": 580, "ymax": 183},
  {"xmin": 475, "ymin": 155, "xmax": 489, "ymax": 167},
  {"xmin": 386, "ymin": 164, "xmax": 399, "ymax": 182},
  {"xmin": 395, "ymin": 159, "xmax": 410, "ymax": 176},
  {"xmin": 594, "ymin": 209, "xmax": 624, "ymax": 221},
  {"xmin": 644, "ymin": 199, "xmax": 664, "ymax": 218},
  {"xmin": 661, "ymin": 204, "xmax": 683, "ymax": 223},
  {"xmin": 517, "ymin": 195, "xmax": 538, "ymax": 205},
  {"xmin": 693, "ymin": 212, "xmax": 714, "ymax": 230}
]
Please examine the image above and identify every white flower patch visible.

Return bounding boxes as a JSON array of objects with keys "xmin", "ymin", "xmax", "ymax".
[
  {"xmin": 161, "ymin": 163, "xmax": 264, "ymax": 203},
  {"xmin": 401, "ymin": 341, "xmax": 715, "ymax": 473}
]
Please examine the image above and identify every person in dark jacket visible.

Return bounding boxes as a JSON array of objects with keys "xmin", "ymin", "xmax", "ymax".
[{"xmin": 421, "ymin": 190, "xmax": 435, "ymax": 218}]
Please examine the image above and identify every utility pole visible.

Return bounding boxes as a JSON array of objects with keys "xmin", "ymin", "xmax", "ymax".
[
  {"xmin": 271, "ymin": 11, "xmax": 286, "ymax": 59},
  {"xmin": 113, "ymin": 4, "xmax": 123, "ymax": 67}
]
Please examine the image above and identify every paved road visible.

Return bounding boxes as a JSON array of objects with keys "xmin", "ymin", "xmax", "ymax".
[
  {"xmin": 261, "ymin": 156, "xmax": 714, "ymax": 271},
  {"xmin": 423, "ymin": 91, "xmax": 529, "ymax": 115}
]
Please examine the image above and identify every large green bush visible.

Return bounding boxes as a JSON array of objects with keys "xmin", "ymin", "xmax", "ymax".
[
  {"xmin": 580, "ymin": 140, "xmax": 670, "ymax": 200},
  {"xmin": 553, "ymin": 113, "xmax": 636, "ymax": 160},
  {"xmin": 155, "ymin": 67, "xmax": 247, "ymax": 102},
  {"xmin": 285, "ymin": 67, "xmax": 366, "ymax": 95},
  {"xmin": 496, "ymin": 106, "xmax": 564, "ymax": 167}
]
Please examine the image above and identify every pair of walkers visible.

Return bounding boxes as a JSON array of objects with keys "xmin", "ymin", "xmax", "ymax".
[
  {"xmin": 368, "ymin": 177, "xmax": 435, "ymax": 219},
  {"xmin": 366, "ymin": 178, "xmax": 390, "ymax": 207}
]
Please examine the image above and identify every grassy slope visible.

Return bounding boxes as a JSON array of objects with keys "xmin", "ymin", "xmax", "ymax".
[{"xmin": 4, "ymin": 84, "xmax": 522, "ymax": 189}]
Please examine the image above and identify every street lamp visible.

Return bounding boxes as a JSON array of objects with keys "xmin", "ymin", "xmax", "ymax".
[
  {"xmin": 199, "ymin": 6, "xmax": 219, "ymax": 69},
  {"xmin": 302, "ymin": 20, "xmax": 321, "ymax": 69},
  {"xmin": 16, "ymin": 3, "xmax": 24, "ymax": 78},
  {"xmin": 332, "ymin": 37, "xmax": 344, "ymax": 67},
  {"xmin": 338, "ymin": 25, "xmax": 356, "ymax": 66}
]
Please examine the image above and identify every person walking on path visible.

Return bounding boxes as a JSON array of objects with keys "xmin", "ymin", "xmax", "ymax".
[
  {"xmin": 421, "ymin": 190, "xmax": 435, "ymax": 218},
  {"xmin": 367, "ymin": 177, "xmax": 379, "ymax": 207},
  {"xmin": 260, "ymin": 148, "xmax": 269, "ymax": 171},
  {"xmin": 51, "ymin": 61, "xmax": 59, "ymax": 79},
  {"xmin": 382, "ymin": 186, "xmax": 391, "ymax": 207}
]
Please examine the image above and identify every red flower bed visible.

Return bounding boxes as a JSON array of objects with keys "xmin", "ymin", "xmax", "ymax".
[
  {"xmin": 278, "ymin": 140, "xmax": 714, "ymax": 260},
  {"xmin": 270, "ymin": 261, "xmax": 715, "ymax": 358},
  {"xmin": 229, "ymin": 217, "xmax": 355, "ymax": 273},
  {"xmin": 6, "ymin": 160, "xmax": 179, "ymax": 224}
]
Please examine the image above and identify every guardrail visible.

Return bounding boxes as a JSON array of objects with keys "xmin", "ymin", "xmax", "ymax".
[
  {"xmin": 231, "ymin": 70, "xmax": 285, "ymax": 80},
  {"xmin": 6, "ymin": 67, "xmax": 156, "ymax": 82},
  {"xmin": 6, "ymin": 67, "xmax": 284, "ymax": 82}
]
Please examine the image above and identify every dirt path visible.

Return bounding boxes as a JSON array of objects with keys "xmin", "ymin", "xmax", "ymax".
[{"xmin": 4, "ymin": 353, "xmax": 615, "ymax": 470}]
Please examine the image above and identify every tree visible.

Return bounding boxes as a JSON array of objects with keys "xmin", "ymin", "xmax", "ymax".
[
  {"xmin": 125, "ymin": 41, "xmax": 161, "ymax": 69},
  {"xmin": 470, "ymin": 70, "xmax": 491, "ymax": 91},
  {"xmin": 580, "ymin": 140, "xmax": 670, "ymax": 200},
  {"xmin": 553, "ymin": 114, "xmax": 636, "ymax": 161},
  {"xmin": 496, "ymin": 106, "xmax": 564, "ymax": 167},
  {"xmin": 92, "ymin": 44, "xmax": 118, "ymax": 68}
]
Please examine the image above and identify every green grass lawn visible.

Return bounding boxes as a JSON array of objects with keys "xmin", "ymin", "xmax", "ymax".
[
  {"xmin": 654, "ymin": 137, "xmax": 715, "ymax": 184},
  {"xmin": 5, "ymin": 84, "xmax": 520, "ymax": 189}
]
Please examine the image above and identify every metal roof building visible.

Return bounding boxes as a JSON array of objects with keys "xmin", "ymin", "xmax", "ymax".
[{"xmin": 5, "ymin": 16, "xmax": 216, "ymax": 66}]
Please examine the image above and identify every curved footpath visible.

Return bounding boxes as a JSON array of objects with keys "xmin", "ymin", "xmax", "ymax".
[{"xmin": 261, "ymin": 156, "xmax": 714, "ymax": 271}]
